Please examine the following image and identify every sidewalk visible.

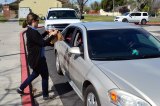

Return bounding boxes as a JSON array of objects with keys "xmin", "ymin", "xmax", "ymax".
[{"xmin": 0, "ymin": 22, "xmax": 23, "ymax": 105}]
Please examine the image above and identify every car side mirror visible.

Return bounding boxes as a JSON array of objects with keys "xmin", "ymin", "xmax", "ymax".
[
  {"xmin": 41, "ymin": 16, "xmax": 46, "ymax": 20},
  {"xmin": 129, "ymin": 15, "xmax": 132, "ymax": 18},
  {"xmin": 80, "ymin": 16, "xmax": 84, "ymax": 19},
  {"xmin": 69, "ymin": 47, "xmax": 81, "ymax": 55}
]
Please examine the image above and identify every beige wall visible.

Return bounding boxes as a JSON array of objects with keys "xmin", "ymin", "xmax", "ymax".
[{"xmin": 19, "ymin": 0, "xmax": 62, "ymax": 17}]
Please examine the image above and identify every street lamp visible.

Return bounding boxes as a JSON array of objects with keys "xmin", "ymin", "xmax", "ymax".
[{"xmin": 113, "ymin": 0, "xmax": 115, "ymax": 16}]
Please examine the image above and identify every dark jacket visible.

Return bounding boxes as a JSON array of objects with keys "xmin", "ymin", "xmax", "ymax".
[{"xmin": 26, "ymin": 27, "xmax": 54, "ymax": 69}]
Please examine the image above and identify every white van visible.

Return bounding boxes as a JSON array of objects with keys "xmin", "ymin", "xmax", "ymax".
[
  {"xmin": 114, "ymin": 12, "xmax": 149, "ymax": 25},
  {"xmin": 43, "ymin": 8, "xmax": 82, "ymax": 31}
]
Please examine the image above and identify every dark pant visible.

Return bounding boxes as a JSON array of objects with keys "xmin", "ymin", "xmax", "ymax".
[{"xmin": 20, "ymin": 57, "xmax": 49, "ymax": 97}]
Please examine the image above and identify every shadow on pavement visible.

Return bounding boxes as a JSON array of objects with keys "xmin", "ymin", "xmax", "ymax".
[{"xmin": 52, "ymin": 82, "xmax": 73, "ymax": 96}]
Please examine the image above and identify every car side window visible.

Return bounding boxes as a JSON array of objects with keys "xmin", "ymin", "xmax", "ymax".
[
  {"xmin": 130, "ymin": 13, "xmax": 135, "ymax": 16},
  {"xmin": 63, "ymin": 27, "xmax": 76, "ymax": 46},
  {"xmin": 135, "ymin": 13, "xmax": 141, "ymax": 16},
  {"xmin": 143, "ymin": 13, "xmax": 148, "ymax": 16},
  {"xmin": 73, "ymin": 29, "xmax": 84, "ymax": 55}
]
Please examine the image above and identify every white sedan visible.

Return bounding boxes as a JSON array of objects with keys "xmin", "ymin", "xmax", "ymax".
[{"xmin": 54, "ymin": 22, "xmax": 160, "ymax": 106}]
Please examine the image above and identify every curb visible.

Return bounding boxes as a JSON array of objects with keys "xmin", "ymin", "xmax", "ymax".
[
  {"xmin": 20, "ymin": 30, "xmax": 33, "ymax": 106},
  {"xmin": 146, "ymin": 22, "xmax": 160, "ymax": 26}
]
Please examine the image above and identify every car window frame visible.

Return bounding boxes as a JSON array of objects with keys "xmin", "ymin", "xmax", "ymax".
[
  {"xmin": 62, "ymin": 26, "xmax": 77, "ymax": 46},
  {"xmin": 130, "ymin": 13, "xmax": 135, "ymax": 16},
  {"xmin": 72, "ymin": 28, "xmax": 85, "ymax": 58}
]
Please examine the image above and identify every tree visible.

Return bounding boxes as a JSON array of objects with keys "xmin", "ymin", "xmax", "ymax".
[
  {"xmin": 134, "ymin": 0, "xmax": 155, "ymax": 11},
  {"xmin": 62, "ymin": 0, "xmax": 77, "ymax": 8},
  {"xmin": 119, "ymin": 6, "xmax": 130, "ymax": 14},
  {"xmin": 90, "ymin": 1, "xmax": 101, "ymax": 11},
  {"xmin": 76, "ymin": 0, "xmax": 88, "ymax": 17},
  {"xmin": 101, "ymin": 0, "xmax": 128, "ymax": 12},
  {"xmin": 84, "ymin": 6, "xmax": 91, "ymax": 13},
  {"xmin": 152, "ymin": 1, "xmax": 160, "ymax": 17}
]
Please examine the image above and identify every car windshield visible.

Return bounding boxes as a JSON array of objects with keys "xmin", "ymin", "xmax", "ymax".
[
  {"xmin": 122, "ymin": 12, "xmax": 129, "ymax": 16},
  {"xmin": 47, "ymin": 10, "xmax": 79, "ymax": 20},
  {"xmin": 87, "ymin": 29, "xmax": 160, "ymax": 61}
]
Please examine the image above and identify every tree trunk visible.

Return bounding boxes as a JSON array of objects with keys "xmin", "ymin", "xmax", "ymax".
[{"xmin": 80, "ymin": 5, "xmax": 83, "ymax": 18}]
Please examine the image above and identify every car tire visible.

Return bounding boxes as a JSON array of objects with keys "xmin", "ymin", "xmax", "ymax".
[
  {"xmin": 55, "ymin": 52, "xmax": 63, "ymax": 75},
  {"xmin": 135, "ymin": 22, "xmax": 139, "ymax": 25},
  {"xmin": 84, "ymin": 85, "xmax": 101, "ymax": 106},
  {"xmin": 141, "ymin": 19, "xmax": 147, "ymax": 25},
  {"xmin": 122, "ymin": 18, "xmax": 128, "ymax": 23}
]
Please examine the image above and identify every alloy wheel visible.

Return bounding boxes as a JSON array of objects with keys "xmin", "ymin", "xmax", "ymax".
[{"xmin": 87, "ymin": 92, "xmax": 98, "ymax": 106}]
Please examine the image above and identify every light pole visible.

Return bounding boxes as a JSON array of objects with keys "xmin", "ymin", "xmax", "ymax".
[{"xmin": 113, "ymin": 0, "xmax": 115, "ymax": 16}]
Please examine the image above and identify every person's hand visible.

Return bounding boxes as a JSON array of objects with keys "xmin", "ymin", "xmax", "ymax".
[
  {"xmin": 48, "ymin": 30, "xmax": 59, "ymax": 36},
  {"xmin": 47, "ymin": 29, "xmax": 53, "ymax": 33}
]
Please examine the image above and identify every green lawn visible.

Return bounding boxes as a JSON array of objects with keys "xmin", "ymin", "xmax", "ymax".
[
  {"xmin": 83, "ymin": 15, "xmax": 114, "ymax": 22},
  {"xmin": 82, "ymin": 15, "xmax": 160, "ymax": 23},
  {"xmin": 149, "ymin": 17, "xmax": 160, "ymax": 22},
  {"xmin": 0, "ymin": 14, "xmax": 7, "ymax": 22}
]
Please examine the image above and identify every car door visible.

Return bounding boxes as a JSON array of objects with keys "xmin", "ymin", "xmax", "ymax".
[
  {"xmin": 68, "ymin": 28, "xmax": 89, "ymax": 90},
  {"xmin": 58, "ymin": 27, "xmax": 76, "ymax": 77},
  {"xmin": 134, "ymin": 13, "xmax": 141, "ymax": 22},
  {"xmin": 128, "ymin": 13, "xmax": 135, "ymax": 22}
]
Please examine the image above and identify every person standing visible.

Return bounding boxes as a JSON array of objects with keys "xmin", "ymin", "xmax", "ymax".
[{"xmin": 17, "ymin": 13, "xmax": 58, "ymax": 100}]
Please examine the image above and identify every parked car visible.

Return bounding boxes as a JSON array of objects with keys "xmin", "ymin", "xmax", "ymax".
[
  {"xmin": 54, "ymin": 22, "xmax": 160, "ymax": 106},
  {"xmin": 114, "ymin": 12, "xmax": 149, "ymax": 25},
  {"xmin": 42, "ymin": 8, "xmax": 82, "ymax": 31}
]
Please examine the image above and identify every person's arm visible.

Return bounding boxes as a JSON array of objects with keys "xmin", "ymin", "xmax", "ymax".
[
  {"xmin": 41, "ymin": 31, "xmax": 48, "ymax": 38},
  {"xmin": 31, "ymin": 30, "xmax": 56, "ymax": 47}
]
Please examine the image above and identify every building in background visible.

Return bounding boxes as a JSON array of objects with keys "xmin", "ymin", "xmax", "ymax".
[{"xmin": 19, "ymin": 0, "xmax": 65, "ymax": 18}]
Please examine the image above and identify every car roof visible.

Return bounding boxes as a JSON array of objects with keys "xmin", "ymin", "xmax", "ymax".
[
  {"xmin": 130, "ymin": 12, "xmax": 148, "ymax": 13},
  {"xmin": 71, "ymin": 22, "xmax": 141, "ymax": 30},
  {"xmin": 48, "ymin": 8, "xmax": 75, "ymax": 11}
]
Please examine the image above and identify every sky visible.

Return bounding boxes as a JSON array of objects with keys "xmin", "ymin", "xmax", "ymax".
[
  {"xmin": 87, "ymin": 0, "xmax": 101, "ymax": 5},
  {"xmin": 0, "ymin": 0, "xmax": 16, "ymax": 4}
]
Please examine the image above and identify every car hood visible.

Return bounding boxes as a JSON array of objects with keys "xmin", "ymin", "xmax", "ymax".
[
  {"xmin": 45, "ymin": 19, "xmax": 81, "ymax": 25},
  {"xmin": 93, "ymin": 58, "xmax": 160, "ymax": 106},
  {"xmin": 116, "ymin": 16, "xmax": 126, "ymax": 18}
]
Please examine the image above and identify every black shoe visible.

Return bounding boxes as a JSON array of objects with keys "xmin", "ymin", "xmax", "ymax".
[
  {"xmin": 43, "ymin": 95, "xmax": 54, "ymax": 100},
  {"xmin": 17, "ymin": 88, "xmax": 24, "ymax": 95}
]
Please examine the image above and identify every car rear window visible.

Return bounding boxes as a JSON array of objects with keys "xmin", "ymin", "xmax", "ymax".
[{"xmin": 143, "ymin": 13, "xmax": 148, "ymax": 16}]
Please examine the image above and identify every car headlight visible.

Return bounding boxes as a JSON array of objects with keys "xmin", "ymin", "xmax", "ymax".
[{"xmin": 108, "ymin": 89, "xmax": 151, "ymax": 106}]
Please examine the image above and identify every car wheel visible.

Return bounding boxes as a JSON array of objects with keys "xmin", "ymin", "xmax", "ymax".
[
  {"xmin": 135, "ymin": 22, "xmax": 139, "ymax": 25},
  {"xmin": 55, "ymin": 53, "xmax": 63, "ymax": 75},
  {"xmin": 84, "ymin": 85, "xmax": 101, "ymax": 106},
  {"xmin": 122, "ymin": 18, "xmax": 128, "ymax": 23},
  {"xmin": 141, "ymin": 19, "xmax": 147, "ymax": 25}
]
